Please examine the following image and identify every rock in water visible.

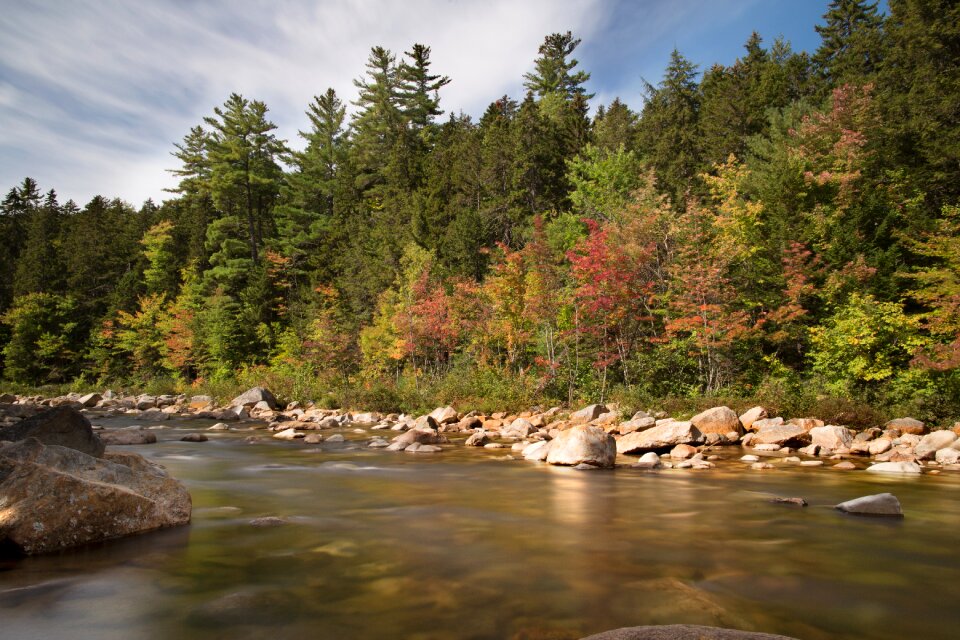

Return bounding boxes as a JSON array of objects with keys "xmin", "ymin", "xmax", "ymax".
[
  {"xmin": 230, "ymin": 387, "xmax": 279, "ymax": 410},
  {"xmin": 690, "ymin": 406, "xmax": 742, "ymax": 435},
  {"xmin": 809, "ymin": 425, "xmax": 854, "ymax": 450},
  {"xmin": 99, "ymin": 429, "xmax": 158, "ymax": 446},
  {"xmin": 835, "ymin": 493, "xmax": 903, "ymax": 517},
  {"xmin": 581, "ymin": 625, "xmax": 799, "ymax": 639},
  {"xmin": 0, "ymin": 406, "xmax": 104, "ymax": 457},
  {"xmin": 616, "ymin": 421, "xmax": 703, "ymax": 454},
  {"xmin": 914, "ymin": 430, "xmax": 958, "ymax": 460},
  {"xmin": 0, "ymin": 438, "xmax": 191, "ymax": 556},
  {"xmin": 866, "ymin": 461, "xmax": 922, "ymax": 475},
  {"xmin": 546, "ymin": 425, "xmax": 616, "ymax": 468}
]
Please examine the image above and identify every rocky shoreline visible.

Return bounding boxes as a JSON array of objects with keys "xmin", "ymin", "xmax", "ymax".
[
  {"xmin": 3, "ymin": 386, "xmax": 959, "ymax": 555},
  {"xmin": 3, "ymin": 387, "xmax": 959, "ymax": 475}
]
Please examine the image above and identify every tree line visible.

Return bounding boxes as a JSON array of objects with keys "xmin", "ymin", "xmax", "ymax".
[{"xmin": 2, "ymin": 0, "xmax": 958, "ymax": 418}]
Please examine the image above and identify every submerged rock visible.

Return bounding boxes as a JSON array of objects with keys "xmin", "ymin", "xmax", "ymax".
[
  {"xmin": 867, "ymin": 461, "xmax": 922, "ymax": 475},
  {"xmin": 581, "ymin": 625, "xmax": 798, "ymax": 639},
  {"xmin": 0, "ymin": 438, "xmax": 191, "ymax": 556},
  {"xmin": 0, "ymin": 407, "xmax": 104, "ymax": 457},
  {"xmin": 99, "ymin": 429, "xmax": 157, "ymax": 446},
  {"xmin": 835, "ymin": 493, "xmax": 903, "ymax": 517}
]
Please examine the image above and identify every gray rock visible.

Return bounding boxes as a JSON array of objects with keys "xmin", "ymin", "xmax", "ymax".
[
  {"xmin": 835, "ymin": 493, "xmax": 903, "ymax": 517},
  {"xmin": 914, "ymin": 430, "xmax": 958, "ymax": 460},
  {"xmin": 77, "ymin": 393, "xmax": 102, "ymax": 408},
  {"xmin": 619, "ymin": 417, "xmax": 656, "ymax": 435},
  {"xmin": 0, "ymin": 438, "xmax": 191, "ymax": 555},
  {"xmin": 230, "ymin": 387, "xmax": 279, "ymax": 410},
  {"xmin": 0, "ymin": 407, "xmax": 104, "ymax": 457},
  {"xmin": 501, "ymin": 418, "xmax": 536, "ymax": 438},
  {"xmin": 935, "ymin": 447, "xmax": 960, "ymax": 465},
  {"xmin": 464, "ymin": 431, "xmax": 490, "ymax": 447},
  {"xmin": 581, "ymin": 625, "xmax": 798, "ymax": 640},
  {"xmin": 546, "ymin": 425, "xmax": 616, "ymax": 468},
  {"xmin": 324, "ymin": 433, "xmax": 345, "ymax": 443},
  {"xmin": 180, "ymin": 434, "xmax": 208, "ymax": 442},
  {"xmin": 404, "ymin": 442, "xmax": 441, "ymax": 453},
  {"xmin": 617, "ymin": 421, "xmax": 703, "ymax": 454},
  {"xmin": 135, "ymin": 395, "xmax": 157, "ymax": 410},
  {"xmin": 99, "ymin": 429, "xmax": 157, "ymax": 445},
  {"xmin": 392, "ymin": 428, "xmax": 445, "ymax": 447},
  {"xmin": 633, "ymin": 451, "xmax": 661, "ymax": 468}
]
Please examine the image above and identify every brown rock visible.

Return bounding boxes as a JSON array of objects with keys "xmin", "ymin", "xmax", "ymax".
[
  {"xmin": 738, "ymin": 406, "xmax": 767, "ymax": 431},
  {"xmin": 669, "ymin": 444, "xmax": 699, "ymax": 460},
  {"xmin": 753, "ymin": 423, "xmax": 811, "ymax": 448},
  {"xmin": 0, "ymin": 438, "xmax": 191, "ymax": 556},
  {"xmin": 691, "ymin": 406, "xmax": 742, "ymax": 435},
  {"xmin": 99, "ymin": 429, "xmax": 157, "ymax": 446},
  {"xmin": 428, "ymin": 406, "xmax": 459, "ymax": 424},
  {"xmin": 570, "ymin": 404, "xmax": 608, "ymax": 424},
  {"xmin": 885, "ymin": 417, "xmax": 927, "ymax": 436},
  {"xmin": 786, "ymin": 417, "xmax": 824, "ymax": 432}
]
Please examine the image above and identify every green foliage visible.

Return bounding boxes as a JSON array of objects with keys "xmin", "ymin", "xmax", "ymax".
[
  {"xmin": 808, "ymin": 294, "xmax": 925, "ymax": 393},
  {"xmin": 2, "ymin": 293, "xmax": 83, "ymax": 384}
]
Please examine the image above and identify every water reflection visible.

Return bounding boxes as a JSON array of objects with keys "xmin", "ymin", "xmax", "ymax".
[{"xmin": 1, "ymin": 417, "xmax": 959, "ymax": 639}]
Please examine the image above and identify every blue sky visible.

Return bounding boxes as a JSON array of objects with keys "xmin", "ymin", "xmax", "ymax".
[{"xmin": 0, "ymin": 0, "xmax": 839, "ymax": 206}]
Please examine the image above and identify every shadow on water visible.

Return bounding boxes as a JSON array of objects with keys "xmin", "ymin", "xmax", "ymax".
[{"xmin": 2, "ymin": 414, "xmax": 960, "ymax": 639}]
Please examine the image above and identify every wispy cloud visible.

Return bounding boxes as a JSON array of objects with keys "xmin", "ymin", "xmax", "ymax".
[{"xmin": 0, "ymin": 0, "xmax": 821, "ymax": 206}]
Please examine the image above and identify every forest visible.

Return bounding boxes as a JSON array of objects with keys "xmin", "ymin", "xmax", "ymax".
[{"xmin": 1, "ymin": 0, "xmax": 958, "ymax": 421}]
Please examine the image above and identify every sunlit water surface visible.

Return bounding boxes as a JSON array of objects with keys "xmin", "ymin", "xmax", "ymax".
[{"xmin": 1, "ymin": 416, "xmax": 959, "ymax": 639}]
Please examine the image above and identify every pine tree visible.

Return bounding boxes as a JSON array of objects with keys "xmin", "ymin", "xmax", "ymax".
[
  {"xmin": 523, "ymin": 31, "xmax": 593, "ymax": 102},
  {"xmin": 813, "ymin": 0, "xmax": 885, "ymax": 88},
  {"xmin": 398, "ymin": 44, "xmax": 450, "ymax": 133}
]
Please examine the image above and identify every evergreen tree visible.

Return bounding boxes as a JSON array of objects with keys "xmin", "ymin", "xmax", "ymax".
[
  {"xmin": 813, "ymin": 0, "xmax": 885, "ymax": 88},
  {"xmin": 398, "ymin": 44, "xmax": 451, "ymax": 133},
  {"xmin": 14, "ymin": 189, "xmax": 64, "ymax": 298},
  {"xmin": 523, "ymin": 31, "xmax": 593, "ymax": 102}
]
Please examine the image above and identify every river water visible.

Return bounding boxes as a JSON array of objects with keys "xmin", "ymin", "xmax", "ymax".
[{"xmin": 1, "ymin": 416, "xmax": 959, "ymax": 639}]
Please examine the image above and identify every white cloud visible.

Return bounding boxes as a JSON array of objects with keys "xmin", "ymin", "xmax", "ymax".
[{"xmin": 0, "ymin": 0, "xmax": 763, "ymax": 206}]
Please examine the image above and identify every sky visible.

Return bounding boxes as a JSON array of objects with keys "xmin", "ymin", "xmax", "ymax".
[{"xmin": 0, "ymin": 0, "xmax": 837, "ymax": 207}]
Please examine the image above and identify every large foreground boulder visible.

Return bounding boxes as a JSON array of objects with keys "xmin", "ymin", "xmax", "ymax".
[
  {"xmin": 582, "ymin": 625, "xmax": 798, "ymax": 639},
  {"xmin": 230, "ymin": 387, "xmax": 279, "ymax": 410},
  {"xmin": 0, "ymin": 438, "xmax": 191, "ymax": 556},
  {"xmin": 545, "ymin": 425, "xmax": 616, "ymax": 468},
  {"xmin": 0, "ymin": 406, "xmax": 104, "ymax": 457},
  {"xmin": 617, "ymin": 421, "xmax": 704, "ymax": 455}
]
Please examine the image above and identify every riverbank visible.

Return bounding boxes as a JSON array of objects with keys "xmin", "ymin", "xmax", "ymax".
[{"xmin": 3, "ymin": 388, "xmax": 959, "ymax": 475}]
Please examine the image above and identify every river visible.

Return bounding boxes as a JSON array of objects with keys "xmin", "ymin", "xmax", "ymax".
[{"xmin": 1, "ymin": 416, "xmax": 959, "ymax": 639}]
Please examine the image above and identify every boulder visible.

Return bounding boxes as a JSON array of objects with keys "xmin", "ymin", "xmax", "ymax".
[
  {"xmin": 690, "ymin": 406, "xmax": 742, "ymax": 435},
  {"xmin": 752, "ymin": 423, "xmax": 810, "ymax": 448},
  {"xmin": 885, "ymin": 417, "xmax": 927, "ymax": 436},
  {"xmin": 135, "ymin": 395, "xmax": 157, "ymax": 411},
  {"xmin": 834, "ymin": 461, "xmax": 857, "ymax": 470},
  {"xmin": 545, "ymin": 425, "xmax": 616, "ymax": 468},
  {"xmin": 413, "ymin": 415, "xmax": 441, "ymax": 431},
  {"xmin": 867, "ymin": 461, "xmax": 922, "ymax": 475},
  {"xmin": 669, "ymin": 444, "xmax": 699, "ymax": 460},
  {"xmin": 0, "ymin": 438, "xmax": 191, "ymax": 556},
  {"xmin": 738, "ymin": 407, "xmax": 767, "ymax": 431},
  {"xmin": 99, "ymin": 429, "xmax": 157, "ymax": 446},
  {"xmin": 750, "ymin": 417, "xmax": 784, "ymax": 432},
  {"xmin": 181, "ymin": 434, "xmax": 208, "ymax": 443},
  {"xmin": 935, "ymin": 448, "xmax": 960, "ymax": 465},
  {"xmin": 392, "ymin": 428, "xmax": 447, "ymax": 447},
  {"xmin": 868, "ymin": 437, "xmax": 893, "ymax": 456},
  {"xmin": 522, "ymin": 440, "xmax": 552, "ymax": 462},
  {"xmin": 464, "ymin": 431, "xmax": 490, "ymax": 447},
  {"xmin": 617, "ymin": 421, "xmax": 704, "ymax": 454},
  {"xmin": 570, "ymin": 404, "xmax": 608, "ymax": 424},
  {"xmin": 634, "ymin": 452, "xmax": 661, "ymax": 468},
  {"xmin": 619, "ymin": 417, "xmax": 656, "ymax": 435},
  {"xmin": 351, "ymin": 412, "xmax": 379, "ymax": 425},
  {"xmin": 454, "ymin": 416, "xmax": 483, "ymax": 431},
  {"xmin": 189, "ymin": 395, "xmax": 213, "ymax": 410},
  {"xmin": 230, "ymin": 387, "xmax": 279, "ymax": 410},
  {"xmin": 786, "ymin": 417, "xmax": 824, "ymax": 432},
  {"xmin": 581, "ymin": 625, "xmax": 798, "ymax": 639},
  {"xmin": 302, "ymin": 433, "xmax": 323, "ymax": 444},
  {"xmin": 914, "ymin": 430, "xmax": 958, "ymax": 460},
  {"xmin": 272, "ymin": 428, "xmax": 303, "ymax": 440},
  {"xmin": 404, "ymin": 443, "xmax": 442, "ymax": 453},
  {"xmin": 835, "ymin": 493, "xmax": 903, "ymax": 517},
  {"xmin": 0, "ymin": 407, "xmax": 104, "ymax": 457},
  {"xmin": 501, "ymin": 418, "xmax": 536, "ymax": 438},
  {"xmin": 77, "ymin": 393, "xmax": 102, "ymax": 408},
  {"xmin": 809, "ymin": 425, "xmax": 854, "ymax": 450},
  {"xmin": 428, "ymin": 406, "xmax": 459, "ymax": 424}
]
